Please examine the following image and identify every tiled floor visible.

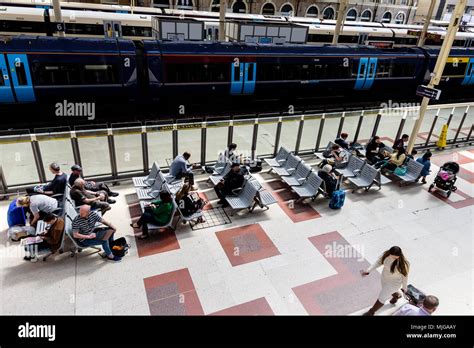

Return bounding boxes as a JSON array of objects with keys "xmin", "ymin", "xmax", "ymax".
[{"xmin": 0, "ymin": 146, "xmax": 473, "ymax": 316}]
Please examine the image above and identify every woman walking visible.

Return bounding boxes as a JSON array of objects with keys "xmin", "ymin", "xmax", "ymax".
[{"xmin": 361, "ymin": 246, "xmax": 410, "ymax": 316}]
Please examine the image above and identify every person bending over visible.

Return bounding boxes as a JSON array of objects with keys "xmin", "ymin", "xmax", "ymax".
[{"xmin": 17, "ymin": 194, "xmax": 58, "ymax": 227}]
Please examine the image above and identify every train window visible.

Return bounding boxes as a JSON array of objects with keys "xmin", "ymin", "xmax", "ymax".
[
  {"xmin": 233, "ymin": 66, "xmax": 240, "ymax": 81},
  {"xmin": 391, "ymin": 62, "xmax": 415, "ymax": 77},
  {"xmin": 83, "ymin": 64, "xmax": 118, "ymax": 84},
  {"xmin": 122, "ymin": 26, "xmax": 152, "ymax": 37},
  {"xmin": 307, "ymin": 34, "xmax": 332, "ymax": 43},
  {"xmin": 15, "ymin": 62, "xmax": 28, "ymax": 86},
  {"xmin": 443, "ymin": 61, "xmax": 468, "ymax": 77},
  {"xmin": 165, "ymin": 63, "xmax": 230, "ymax": 83},
  {"xmin": 247, "ymin": 65, "xmax": 254, "ymax": 80},
  {"xmin": 66, "ymin": 23, "xmax": 104, "ymax": 36},
  {"xmin": 0, "ymin": 20, "xmax": 45, "ymax": 33},
  {"xmin": 376, "ymin": 61, "xmax": 391, "ymax": 78}
]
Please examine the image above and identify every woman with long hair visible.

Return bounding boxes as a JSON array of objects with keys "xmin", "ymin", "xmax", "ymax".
[
  {"xmin": 175, "ymin": 183, "xmax": 206, "ymax": 223},
  {"xmin": 361, "ymin": 246, "xmax": 410, "ymax": 316}
]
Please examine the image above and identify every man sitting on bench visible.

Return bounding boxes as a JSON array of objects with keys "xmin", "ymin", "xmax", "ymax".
[
  {"xmin": 72, "ymin": 205, "xmax": 121, "ymax": 262},
  {"xmin": 214, "ymin": 163, "xmax": 245, "ymax": 207},
  {"xmin": 70, "ymin": 178, "xmax": 113, "ymax": 215}
]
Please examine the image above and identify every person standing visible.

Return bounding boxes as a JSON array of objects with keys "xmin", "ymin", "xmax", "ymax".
[
  {"xmin": 361, "ymin": 246, "xmax": 410, "ymax": 316},
  {"xmin": 416, "ymin": 152, "xmax": 432, "ymax": 184}
]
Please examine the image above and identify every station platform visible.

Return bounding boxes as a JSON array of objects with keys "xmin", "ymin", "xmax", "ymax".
[{"xmin": 0, "ymin": 145, "xmax": 472, "ymax": 316}]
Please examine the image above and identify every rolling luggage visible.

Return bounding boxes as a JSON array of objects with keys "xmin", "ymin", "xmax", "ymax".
[
  {"xmin": 7, "ymin": 199, "xmax": 26, "ymax": 227},
  {"xmin": 329, "ymin": 190, "xmax": 345, "ymax": 209}
]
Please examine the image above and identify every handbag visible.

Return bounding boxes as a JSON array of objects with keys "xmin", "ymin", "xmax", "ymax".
[
  {"xmin": 394, "ymin": 166, "xmax": 407, "ymax": 176},
  {"xmin": 110, "ymin": 237, "xmax": 130, "ymax": 257}
]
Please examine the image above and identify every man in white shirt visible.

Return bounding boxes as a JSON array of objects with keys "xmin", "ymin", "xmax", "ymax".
[{"xmin": 393, "ymin": 295, "xmax": 439, "ymax": 316}]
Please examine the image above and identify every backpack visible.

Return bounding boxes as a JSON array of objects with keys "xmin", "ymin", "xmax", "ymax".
[
  {"xmin": 329, "ymin": 190, "xmax": 345, "ymax": 209},
  {"xmin": 110, "ymin": 237, "xmax": 130, "ymax": 257},
  {"xmin": 7, "ymin": 199, "xmax": 26, "ymax": 227}
]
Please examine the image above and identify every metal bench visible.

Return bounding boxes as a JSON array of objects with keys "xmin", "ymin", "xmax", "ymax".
[
  {"xmin": 135, "ymin": 171, "xmax": 166, "ymax": 200},
  {"xmin": 272, "ymin": 154, "xmax": 302, "ymax": 177},
  {"xmin": 264, "ymin": 146, "xmax": 290, "ymax": 169},
  {"xmin": 335, "ymin": 155, "xmax": 365, "ymax": 178},
  {"xmin": 209, "ymin": 162, "xmax": 232, "ymax": 186},
  {"xmin": 225, "ymin": 179, "xmax": 259, "ymax": 215},
  {"xmin": 394, "ymin": 159, "xmax": 424, "ymax": 186},
  {"xmin": 133, "ymin": 162, "xmax": 160, "ymax": 187},
  {"xmin": 291, "ymin": 171, "xmax": 324, "ymax": 201},
  {"xmin": 315, "ymin": 141, "xmax": 335, "ymax": 160},
  {"xmin": 281, "ymin": 162, "xmax": 312, "ymax": 186},
  {"xmin": 347, "ymin": 163, "xmax": 379, "ymax": 192},
  {"xmin": 145, "ymin": 199, "xmax": 179, "ymax": 232},
  {"xmin": 374, "ymin": 170, "xmax": 392, "ymax": 189}
]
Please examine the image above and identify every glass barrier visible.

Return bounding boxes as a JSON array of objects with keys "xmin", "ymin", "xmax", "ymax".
[
  {"xmin": 177, "ymin": 120, "xmax": 202, "ymax": 165},
  {"xmin": 206, "ymin": 119, "xmax": 230, "ymax": 163},
  {"xmin": 232, "ymin": 119, "xmax": 255, "ymax": 157},
  {"xmin": 113, "ymin": 126, "xmax": 143, "ymax": 174},
  {"xmin": 0, "ymin": 103, "xmax": 472, "ymax": 189},
  {"xmin": 279, "ymin": 116, "xmax": 301, "ymax": 152},
  {"xmin": 299, "ymin": 114, "xmax": 321, "ymax": 152},
  {"xmin": 147, "ymin": 124, "xmax": 174, "ymax": 168},
  {"xmin": 0, "ymin": 134, "xmax": 38, "ymax": 186},
  {"xmin": 76, "ymin": 129, "xmax": 112, "ymax": 177},
  {"xmin": 357, "ymin": 110, "xmax": 379, "ymax": 145},
  {"xmin": 319, "ymin": 112, "xmax": 343, "ymax": 150},
  {"xmin": 257, "ymin": 118, "xmax": 279, "ymax": 156}
]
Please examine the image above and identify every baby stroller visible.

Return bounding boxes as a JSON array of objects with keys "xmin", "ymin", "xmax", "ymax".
[{"xmin": 428, "ymin": 161, "xmax": 459, "ymax": 198}]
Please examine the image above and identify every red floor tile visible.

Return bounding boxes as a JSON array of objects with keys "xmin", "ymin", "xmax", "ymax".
[
  {"xmin": 261, "ymin": 181, "xmax": 321, "ymax": 223},
  {"xmin": 292, "ymin": 231, "xmax": 380, "ymax": 315},
  {"xmin": 210, "ymin": 297, "xmax": 274, "ymax": 315},
  {"xmin": 133, "ymin": 227, "xmax": 180, "ymax": 258},
  {"xmin": 215, "ymin": 224, "xmax": 280, "ymax": 267},
  {"xmin": 144, "ymin": 268, "xmax": 204, "ymax": 316}
]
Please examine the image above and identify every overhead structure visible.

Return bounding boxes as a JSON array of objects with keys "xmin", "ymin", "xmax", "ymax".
[
  {"xmin": 418, "ymin": 0, "xmax": 437, "ymax": 47},
  {"xmin": 225, "ymin": 21, "xmax": 308, "ymax": 44},
  {"xmin": 407, "ymin": 0, "xmax": 467, "ymax": 153},
  {"xmin": 332, "ymin": 0, "xmax": 348, "ymax": 45},
  {"xmin": 52, "ymin": 0, "xmax": 65, "ymax": 37}
]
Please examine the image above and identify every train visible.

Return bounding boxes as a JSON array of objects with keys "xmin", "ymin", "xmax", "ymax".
[
  {"xmin": 1, "ymin": 34, "xmax": 474, "ymax": 129},
  {"xmin": 1, "ymin": 5, "xmax": 474, "ymax": 47}
]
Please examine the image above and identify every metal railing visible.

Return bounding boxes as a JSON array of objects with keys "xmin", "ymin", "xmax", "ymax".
[{"xmin": 0, "ymin": 102, "xmax": 473, "ymax": 192}]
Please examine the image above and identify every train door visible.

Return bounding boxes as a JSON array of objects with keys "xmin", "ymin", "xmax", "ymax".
[
  {"xmin": 6, "ymin": 53, "xmax": 35, "ymax": 102},
  {"xmin": 231, "ymin": 61, "xmax": 244, "ymax": 95},
  {"xmin": 461, "ymin": 59, "xmax": 474, "ymax": 85},
  {"xmin": 230, "ymin": 61, "xmax": 257, "ymax": 95},
  {"xmin": 243, "ymin": 62, "xmax": 256, "ymax": 94},
  {"xmin": 354, "ymin": 57, "xmax": 378, "ymax": 90},
  {"xmin": 0, "ymin": 54, "xmax": 15, "ymax": 103}
]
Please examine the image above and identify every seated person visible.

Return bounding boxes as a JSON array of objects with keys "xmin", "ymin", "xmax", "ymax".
[
  {"xmin": 317, "ymin": 164, "xmax": 340, "ymax": 196},
  {"xmin": 392, "ymin": 134, "xmax": 409, "ymax": 151},
  {"xmin": 170, "ymin": 152, "xmax": 196, "ymax": 190},
  {"xmin": 320, "ymin": 144, "xmax": 348, "ymax": 169},
  {"xmin": 214, "ymin": 163, "xmax": 245, "ymax": 207},
  {"xmin": 17, "ymin": 194, "xmax": 58, "ymax": 227},
  {"xmin": 416, "ymin": 151, "xmax": 432, "ymax": 184},
  {"xmin": 23, "ymin": 213, "xmax": 64, "ymax": 262},
  {"xmin": 70, "ymin": 178, "xmax": 112, "ymax": 215},
  {"xmin": 365, "ymin": 136, "xmax": 386, "ymax": 164},
  {"xmin": 72, "ymin": 205, "xmax": 120, "ymax": 262},
  {"xmin": 69, "ymin": 165, "xmax": 119, "ymax": 197},
  {"xmin": 335, "ymin": 132, "xmax": 350, "ymax": 150},
  {"xmin": 406, "ymin": 149, "xmax": 417, "ymax": 161},
  {"xmin": 130, "ymin": 191, "xmax": 174, "ymax": 239},
  {"xmin": 175, "ymin": 184, "xmax": 206, "ymax": 223},
  {"xmin": 393, "ymin": 295, "xmax": 439, "ymax": 316},
  {"xmin": 26, "ymin": 162, "xmax": 67, "ymax": 196},
  {"xmin": 376, "ymin": 147, "xmax": 406, "ymax": 172}
]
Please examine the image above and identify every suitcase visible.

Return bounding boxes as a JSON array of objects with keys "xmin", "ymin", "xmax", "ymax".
[
  {"xmin": 7, "ymin": 199, "xmax": 26, "ymax": 227},
  {"xmin": 329, "ymin": 190, "xmax": 345, "ymax": 209}
]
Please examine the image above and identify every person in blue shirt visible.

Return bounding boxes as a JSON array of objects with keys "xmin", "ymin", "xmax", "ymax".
[
  {"xmin": 169, "ymin": 152, "xmax": 196, "ymax": 190},
  {"xmin": 416, "ymin": 151, "xmax": 432, "ymax": 184}
]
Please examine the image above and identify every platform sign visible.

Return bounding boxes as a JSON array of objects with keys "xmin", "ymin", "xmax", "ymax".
[
  {"xmin": 416, "ymin": 85, "xmax": 442, "ymax": 100},
  {"xmin": 53, "ymin": 22, "xmax": 66, "ymax": 33}
]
